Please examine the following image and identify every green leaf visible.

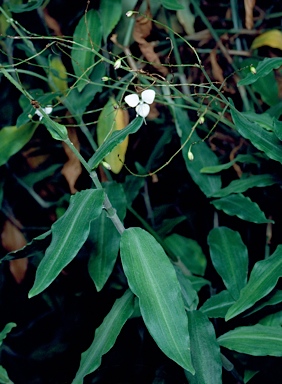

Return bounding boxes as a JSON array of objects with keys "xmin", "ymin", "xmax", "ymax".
[
  {"xmin": 211, "ymin": 194, "xmax": 274, "ymax": 224},
  {"xmin": 123, "ymin": 175, "xmax": 145, "ymax": 205},
  {"xmin": 175, "ymin": 267, "xmax": 198, "ymax": 310},
  {"xmin": 120, "ymin": 227, "xmax": 194, "ymax": 373},
  {"xmin": 200, "ymin": 290, "xmax": 235, "ymax": 318},
  {"xmin": 8, "ymin": 0, "xmax": 44, "ymax": 13},
  {"xmin": 0, "ymin": 123, "xmax": 37, "ymax": 166},
  {"xmin": 242, "ymin": 112, "xmax": 282, "ymax": 133},
  {"xmin": 2, "ymin": 230, "xmax": 51, "ymax": 261},
  {"xmin": 72, "ymin": 289, "xmax": 135, "ymax": 384},
  {"xmin": 160, "ymin": 0, "xmax": 184, "ymax": 10},
  {"xmin": 238, "ymin": 57, "xmax": 282, "ymax": 86},
  {"xmin": 168, "ymin": 97, "xmax": 221, "ymax": 196},
  {"xmin": 88, "ymin": 182, "xmax": 126, "ymax": 291},
  {"xmin": 28, "ymin": 189, "xmax": 104, "ymax": 297},
  {"xmin": 64, "ymin": 62, "xmax": 105, "ymax": 117},
  {"xmin": 245, "ymin": 290, "xmax": 282, "ymax": 317},
  {"xmin": 182, "ymin": 129, "xmax": 222, "ymax": 197},
  {"xmin": 0, "ymin": 366, "xmax": 13, "ymax": 384},
  {"xmin": 230, "ymin": 104, "xmax": 282, "ymax": 163},
  {"xmin": 100, "ymin": 0, "xmax": 122, "ymax": 41},
  {"xmin": 176, "ymin": 0, "xmax": 195, "ymax": 35},
  {"xmin": 185, "ymin": 311, "xmax": 222, "ymax": 384},
  {"xmin": 259, "ymin": 310, "xmax": 282, "ymax": 326},
  {"xmin": 0, "ymin": 323, "xmax": 16, "ymax": 347},
  {"xmin": 211, "ymin": 174, "xmax": 276, "ymax": 198},
  {"xmin": 164, "ymin": 234, "xmax": 207, "ymax": 276},
  {"xmin": 88, "ymin": 116, "xmax": 143, "ymax": 170},
  {"xmin": 201, "ymin": 154, "xmax": 259, "ymax": 174},
  {"xmin": 42, "ymin": 117, "xmax": 68, "ymax": 141},
  {"xmin": 225, "ymin": 245, "xmax": 282, "ymax": 320},
  {"xmin": 188, "ymin": 275, "xmax": 210, "ymax": 292},
  {"xmin": 72, "ymin": 10, "xmax": 102, "ymax": 92},
  {"xmin": 218, "ymin": 324, "xmax": 282, "ymax": 356},
  {"xmin": 208, "ymin": 227, "xmax": 248, "ymax": 299}
]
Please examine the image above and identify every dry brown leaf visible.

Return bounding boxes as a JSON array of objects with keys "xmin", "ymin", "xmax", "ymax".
[
  {"xmin": 43, "ymin": 8, "xmax": 63, "ymax": 36},
  {"xmin": 61, "ymin": 127, "xmax": 82, "ymax": 194},
  {"xmin": 1, "ymin": 220, "xmax": 28, "ymax": 284},
  {"xmin": 210, "ymin": 50, "xmax": 225, "ymax": 84},
  {"xmin": 244, "ymin": 0, "xmax": 256, "ymax": 30},
  {"xmin": 133, "ymin": 7, "xmax": 168, "ymax": 76}
]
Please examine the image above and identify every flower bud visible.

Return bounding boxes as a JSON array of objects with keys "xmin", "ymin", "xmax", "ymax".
[
  {"xmin": 126, "ymin": 10, "xmax": 134, "ymax": 17},
  {"xmin": 250, "ymin": 65, "xmax": 256, "ymax": 74},
  {"xmin": 102, "ymin": 76, "xmax": 109, "ymax": 81},
  {"xmin": 101, "ymin": 161, "xmax": 112, "ymax": 170},
  {"xmin": 198, "ymin": 115, "xmax": 205, "ymax": 124},
  {"xmin": 114, "ymin": 59, "xmax": 121, "ymax": 70},
  {"xmin": 188, "ymin": 149, "xmax": 194, "ymax": 161}
]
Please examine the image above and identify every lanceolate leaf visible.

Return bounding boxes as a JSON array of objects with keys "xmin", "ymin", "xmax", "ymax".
[
  {"xmin": 200, "ymin": 154, "xmax": 259, "ymax": 174},
  {"xmin": 120, "ymin": 227, "xmax": 194, "ymax": 373},
  {"xmin": 88, "ymin": 116, "xmax": 143, "ymax": 170},
  {"xmin": 71, "ymin": 10, "xmax": 102, "ymax": 92},
  {"xmin": 238, "ymin": 57, "xmax": 282, "ymax": 86},
  {"xmin": 211, "ymin": 194, "xmax": 274, "ymax": 224},
  {"xmin": 88, "ymin": 182, "xmax": 127, "ymax": 291},
  {"xmin": 0, "ymin": 123, "xmax": 37, "ymax": 166},
  {"xmin": 230, "ymin": 104, "xmax": 282, "ymax": 163},
  {"xmin": 200, "ymin": 290, "xmax": 235, "ymax": 318},
  {"xmin": 8, "ymin": 0, "xmax": 44, "ymax": 12},
  {"xmin": 72, "ymin": 290, "xmax": 135, "ymax": 384},
  {"xmin": 0, "ymin": 323, "xmax": 16, "ymax": 347},
  {"xmin": 164, "ymin": 234, "xmax": 206, "ymax": 276},
  {"xmin": 28, "ymin": 189, "xmax": 104, "ymax": 297},
  {"xmin": 211, "ymin": 174, "xmax": 276, "ymax": 198},
  {"xmin": 185, "ymin": 311, "xmax": 222, "ymax": 384},
  {"xmin": 100, "ymin": 0, "xmax": 122, "ymax": 42},
  {"xmin": 226, "ymin": 245, "xmax": 282, "ymax": 320},
  {"xmin": 208, "ymin": 227, "xmax": 248, "ymax": 300},
  {"xmin": 218, "ymin": 325, "xmax": 282, "ymax": 356}
]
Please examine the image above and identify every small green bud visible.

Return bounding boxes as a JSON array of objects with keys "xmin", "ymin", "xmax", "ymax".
[
  {"xmin": 250, "ymin": 65, "xmax": 256, "ymax": 74},
  {"xmin": 198, "ymin": 115, "xmax": 205, "ymax": 124},
  {"xmin": 188, "ymin": 149, "xmax": 194, "ymax": 161},
  {"xmin": 102, "ymin": 76, "xmax": 109, "ymax": 81},
  {"xmin": 102, "ymin": 161, "xmax": 112, "ymax": 170},
  {"xmin": 114, "ymin": 59, "xmax": 122, "ymax": 70}
]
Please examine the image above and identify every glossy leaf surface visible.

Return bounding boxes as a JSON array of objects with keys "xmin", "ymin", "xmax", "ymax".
[
  {"xmin": 29, "ymin": 189, "xmax": 104, "ymax": 297},
  {"xmin": 226, "ymin": 245, "xmax": 282, "ymax": 320},
  {"xmin": 200, "ymin": 290, "xmax": 235, "ymax": 318},
  {"xmin": 231, "ymin": 104, "xmax": 282, "ymax": 163},
  {"xmin": 211, "ymin": 194, "xmax": 273, "ymax": 224},
  {"xmin": 120, "ymin": 227, "xmax": 194, "ymax": 373},
  {"xmin": 208, "ymin": 227, "xmax": 248, "ymax": 299},
  {"xmin": 218, "ymin": 325, "xmax": 282, "ymax": 356}
]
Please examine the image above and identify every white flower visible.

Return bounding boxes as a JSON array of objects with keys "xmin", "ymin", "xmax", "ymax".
[
  {"xmin": 124, "ymin": 89, "xmax": 155, "ymax": 119},
  {"xmin": 35, "ymin": 106, "xmax": 53, "ymax": 121}
]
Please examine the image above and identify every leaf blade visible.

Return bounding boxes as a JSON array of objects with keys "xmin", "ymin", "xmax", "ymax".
[
  {"xmin": 72, "ymin": 290, "xmax": 135, "ymax": 384},
  {"xmin": 226, "ymin": 245, "xmax": 282, "ymax": 320},
  {"xmin": 120, "ymin": 227, "xmax": 194, "ymax": 373},
  {"xmin": 28, "ymin": 189, "xmax": 104, "ymax": 297}
]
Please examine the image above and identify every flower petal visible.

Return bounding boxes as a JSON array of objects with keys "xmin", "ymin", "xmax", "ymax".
[
  {"xmin": 141, "ymin": 89, "xmax": 155, "ymax": 104},
  {"xmin": 44, "ymin": 106, "xmax": 53, "ymax": 114},
  {"xmin": 124, "ymin": 94, "xmax": 140, "ymax": 108},
  {"xmin": 136, "ymin": 103, "xmax": 150, "ymax": 118}
]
